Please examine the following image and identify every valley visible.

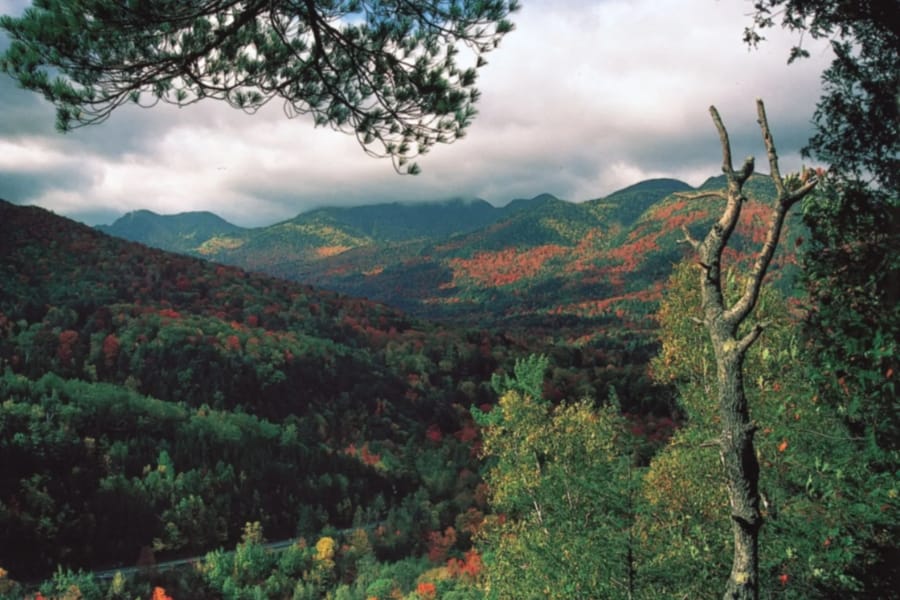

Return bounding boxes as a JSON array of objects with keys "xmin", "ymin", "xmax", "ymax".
[{"xmin": 0, "ymin": 174, "xmax": 805, "ymax": 597}]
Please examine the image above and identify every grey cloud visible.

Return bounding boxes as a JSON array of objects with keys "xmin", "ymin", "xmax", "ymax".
[
  {"xmin": 0, "ymin": 165, "xmax": 99, "ymax": 203},
  {"xmin": 0, "ymin": 0, "xmax": 834, "ymax": 228}
]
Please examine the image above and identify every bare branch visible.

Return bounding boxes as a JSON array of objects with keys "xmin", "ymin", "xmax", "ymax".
[
  {"xmin": 710, "ymin": 105, "xmax": 735, "ymax": 175},
  {"xmin": 736, "ymin": 322, "xmax": 767, "ymax": 355},
  {"xmin": 787, "ymin": 178, "xmax": 818, "ymax": 205},
  {"xmin": 679, "ymin": 224, "xmax": 700, "ymax": 250},
  {"xmin": 724, "ymin": 99, "xmax": 818, "ymax": 327},
  {"xmin": 756, "ymin": 98, "xmax": 784, "ymax": 196}
]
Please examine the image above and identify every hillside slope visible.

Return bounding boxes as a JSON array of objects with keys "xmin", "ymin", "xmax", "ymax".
[
  {"xmin": 1, "ymin": 199, "xmax": 667, "ymax": 581},
  {"xmin": 92, "ymin": 175, "xmax": 800, "ymax": 338}
]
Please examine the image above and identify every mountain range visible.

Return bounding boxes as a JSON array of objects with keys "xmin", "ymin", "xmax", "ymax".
[
  {"xmin": 98, "ymin": 175, "xmax": 800, "ymax": 341},
  {"xmin": 0, "ymin": 172, "xmax": 801, "ymax": 583}
]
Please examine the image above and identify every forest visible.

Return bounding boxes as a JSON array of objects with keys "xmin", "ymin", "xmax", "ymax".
[
  {"xmin": 1, "ymin": 148, "xmax": 897, "ymax": 598},
  {"xmin": 1, "ymin": 0, "xmax": 897, "ymax": 598},
  {"xmin": 0, "ymin": 198, "xmax": 671, "ymax": 598}
]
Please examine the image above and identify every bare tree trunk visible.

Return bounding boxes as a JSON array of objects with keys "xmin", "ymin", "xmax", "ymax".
[{"xmin": 680, "ymin": 99, "xmax": 818, "ymax": 600}]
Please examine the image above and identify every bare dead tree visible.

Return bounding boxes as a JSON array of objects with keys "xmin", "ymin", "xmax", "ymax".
[{"xmin": 680, "ymin": 99, "xmax": 818, "ymax": 600}]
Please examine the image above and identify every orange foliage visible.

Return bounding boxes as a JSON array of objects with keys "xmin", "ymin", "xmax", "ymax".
[
  {"xmin": 551, "ymin": 283, "xmax": 664, "ymax": 319},
  {"xmin": 345, "ymin": 442, "xmax": 382, "ymax": 467},
  {"xmin": 315, "ymin": 245, "xmax": 351, "ymax": 258},
  {"xmin": 360, "ymin": 443, "xmax": 381, "ymax": 466},
  {"xmin": 448, "ymin": 245, "xmax": 568, "ymax": 288},
  {"xmin": 416, "ymin": 582, "xmax": 437, "ymax": 599},
  {"xmin": 447, "ymin": 549, "xmax": 483, "ymax": 580},
  {"xmin": 152, "ymin": 587, "xmax": 174, "ymax": 600}
]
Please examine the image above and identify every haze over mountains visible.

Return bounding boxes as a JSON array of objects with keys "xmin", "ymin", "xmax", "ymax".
[{"xmin": 97, "ymin": 175, "xmax": 798, "ymax": 337}]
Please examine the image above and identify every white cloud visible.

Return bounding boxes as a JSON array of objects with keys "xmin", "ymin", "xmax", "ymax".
[{"xmin": 0, "ymin": 0, "xmax": 832, "ymax": 225}]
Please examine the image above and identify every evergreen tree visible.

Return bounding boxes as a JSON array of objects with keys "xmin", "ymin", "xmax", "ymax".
[
  {"xmin": 746, "ymin": 4, "xmax": 899, "ymax": 592},
  {"xmin": 0, "ymin": 0, "xmax": 518, "ymax": 173}
]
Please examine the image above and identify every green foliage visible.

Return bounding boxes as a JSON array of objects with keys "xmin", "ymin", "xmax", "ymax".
[
  {"xmin": 0, "ymin": 0, "xmax": 518, "ymax": 172},
  {"xmin": 39, "ymin": 567, "xmax": 104, "ymax": 600},
  {"xmin": 744, "ymin": 7, "xmax": 899, "ymax": 593},
  {"xmin": 489, "ymin": 353, "xmax": 548, "ymax": 399},
  {"xmin": 644, "ymin": 257, "xmax": 898, "ymax": 597},
  {"xmin": 477, "ymin": 364, "xmax": 640, "ymax": 599},
  {"xmin": 745, "ymin": 0, "xmax": 898, "ymax": 193},
  {"xmin": 797, "ymin": 172, "xmax": 900, "ymax": 596}
]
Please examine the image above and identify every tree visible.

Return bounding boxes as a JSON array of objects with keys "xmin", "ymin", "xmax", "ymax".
[
  {"xmin": 746, "ymin": 6, "xmax": 899, "ymax": 591},
  {"xmin": 677, "ymin": 100, "xmax": 817, "ymax": 599},
  {"xmin": 647, "ymin": 259, "xmax": 897, "ymax": 598},
  {"xmin": 743, "ymin": 3, "xmax": 899, "ymax": 448},
  {"xmin": 473, "ymin": 356, "xmax": 640, "ymax": 599},
  {"xmin": 0, "ymin": 0, "xmax": 519, "ymax": 173},
  {"xmin": 743, "ymin": 0, "xmax": 898, "ymax": 191}
]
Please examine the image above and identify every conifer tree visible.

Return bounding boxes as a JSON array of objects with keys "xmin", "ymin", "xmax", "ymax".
[{"xmin": 0, "ymin": 0, "xmax": 518, "ymax": 173}]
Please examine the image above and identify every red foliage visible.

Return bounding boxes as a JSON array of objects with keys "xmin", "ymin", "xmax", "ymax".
[
  {"xmin": 158, "ymin": 308, "xmax": 181, "ymax": 319},
  {"xmin": 226, "ymin": 335, "xmax": 241, "ymax": 351},
  {"xmin": 416, "ymin": 582, "xmax": 437, "ymax": 599},
  {"xmin": 57, "ymin": 329, "xmax": 79, "ymax": 364},
  {"xmin": 454, "ymin": 423, "xmax": 478, "ymax": 443},
  {"xmin": 624, "ymin": 413, "xmax": 677, "ymax": 444},
  {"xmin": 455, "ymin": 507, "xmax": 485, "ymax": 536},
  {"xmin": 427, "ymin": 526, "xmax": 457, "ymax": 563},
  {"xmin": 425, "ymin": 424, "xmax": 443, "ymax": 443},
  {"xmin": 102, "ymin": 333, "xmax": 120, "ymax": 367}
]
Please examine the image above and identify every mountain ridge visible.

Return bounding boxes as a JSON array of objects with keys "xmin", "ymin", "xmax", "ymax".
[{"xmin": 88, "ymin": 173, "xmax": 796, "ymax": 335}]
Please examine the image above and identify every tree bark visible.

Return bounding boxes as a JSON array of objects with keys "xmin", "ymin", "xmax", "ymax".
[{"xmin": 685, "ymin": 100, "xmax": 817, "ymax": 599}]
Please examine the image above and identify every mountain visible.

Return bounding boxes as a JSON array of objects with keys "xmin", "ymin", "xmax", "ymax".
[
  {"xmin": 92, "ymin": 175, "xmax": 799, "ymax": 338},
  {"xmin": 97, "ymin": 209, "xmax": 246, "ymax": 254},
  {"xmin": 306, "ymin": 197, "xmax": 503, "ymax": 241},
  {"xmin": 584, "ymin": 177, "xmax": 694, "ymax": 228}
]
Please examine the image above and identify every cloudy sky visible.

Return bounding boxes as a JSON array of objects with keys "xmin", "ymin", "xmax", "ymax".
[{"xmin": 0, "ymin": 0, "xmax": 831, "ymax": 227}]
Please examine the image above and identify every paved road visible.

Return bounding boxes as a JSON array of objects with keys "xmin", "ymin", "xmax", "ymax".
[
  {"xmin": 92, "ymin": 537, "xmax": 300, "ymax": 580},
  {"xmin": 91, "ymin": 524, "xmax": 379, "ymax": 580}
]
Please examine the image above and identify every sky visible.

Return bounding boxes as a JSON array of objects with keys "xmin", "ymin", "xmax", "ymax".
[{"xmin": 0, "ymin": 0, "xmax": 832, "ymax": 227}]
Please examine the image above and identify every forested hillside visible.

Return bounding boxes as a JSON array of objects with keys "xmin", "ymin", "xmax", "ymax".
[
  {"xmin": 0, "ymin": 199, "xmax": 668, "ymax": 597},
  {"xmin": 98, "ymin": 176, "xmax": 800, "ymax": 339}
]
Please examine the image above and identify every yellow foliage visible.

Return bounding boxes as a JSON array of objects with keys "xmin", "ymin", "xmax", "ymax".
[
  {"xmin": 196, "ymin": 236, "xmax": 244, "ymax": 255},
  {"xmin": 241, "ymin": 521, "xmax": 264, "ymax": 544},
  {"xmin": 315, "ymin": 536, "xmax": 336, "ymax": 561}
]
